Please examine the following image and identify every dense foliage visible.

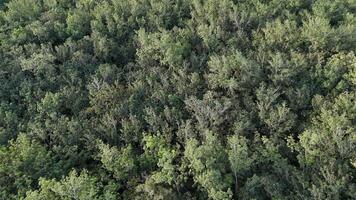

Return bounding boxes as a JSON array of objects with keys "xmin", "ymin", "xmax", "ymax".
[{"xmin": 0, "ymin": 0, "xmax": 355, "ymax": 199}]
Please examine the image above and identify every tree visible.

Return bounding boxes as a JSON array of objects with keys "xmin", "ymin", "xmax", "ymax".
[
  {"xmin": 0, "ymin": 134, "xmax": 62, "ymax": 199},
  {"xmin": 184, "ymin": 131, "xmax": 233, "ymax": 200},
  {"xmin": 227, "ymin": 135, "xmax": 253, "ymax": 196},
  {"xmin": 298, "ymin": 92, "xmax": 356, "ymax": 199},
  {"xmin": 25, "ymin": 170, "xmax": 118, "ymax": 200}
]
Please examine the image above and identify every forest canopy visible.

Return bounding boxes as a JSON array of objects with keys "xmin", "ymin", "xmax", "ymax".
[{"xmin": 0, "ymin": 0, "xmax": 355, "ymax": 199}]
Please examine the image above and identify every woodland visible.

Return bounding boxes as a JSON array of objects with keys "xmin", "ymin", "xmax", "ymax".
[{"xmin": 0, "ymin": 0, "xmax": 355, "ymax": 199}]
